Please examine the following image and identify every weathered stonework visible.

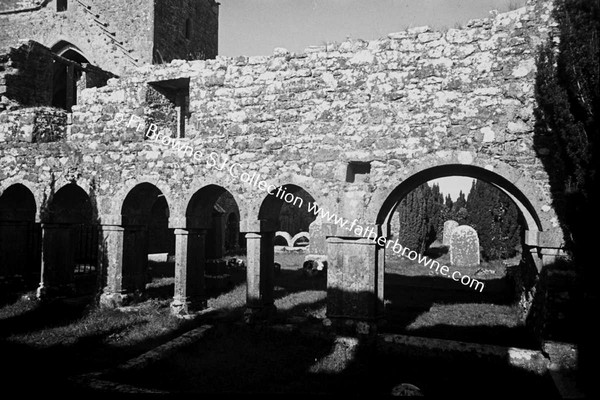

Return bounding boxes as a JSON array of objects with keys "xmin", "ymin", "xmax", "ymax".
[
  {"xmin": 450, "ymin": 225, "xmax": 480, "ymax": 267},
  {"xmin": 0, "ymin": 0, "xmax": 219, "ymax": 75},
  {"xmin": 442, "ymin": 220, "xmax": 459, "ymax": 246},
  {"xmin": 0, "ymin": 0, "xmax": 565, "ymax": 331}
]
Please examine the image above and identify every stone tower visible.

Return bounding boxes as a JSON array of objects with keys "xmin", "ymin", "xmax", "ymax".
[{"xmin": 0, "ymin": 0, "xmax": 219, "ymax": 75}]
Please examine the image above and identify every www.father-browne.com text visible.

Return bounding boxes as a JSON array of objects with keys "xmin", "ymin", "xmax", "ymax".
[{"xmin": 140, "ymin": 118, "xmax": 484, "ymax": 293}]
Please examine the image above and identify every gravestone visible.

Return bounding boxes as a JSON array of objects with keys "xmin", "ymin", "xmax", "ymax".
[
  {"xmin": 443, "ymin": 220, "xmax": 459, "ymax": 246},
  {"xmin": 450, "ymin": 225, "xmax": 480, "ymax": 267}
]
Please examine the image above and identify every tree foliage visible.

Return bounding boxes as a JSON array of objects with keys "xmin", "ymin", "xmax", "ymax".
[
  {"xmin": 534, "ymin": 0, "xmax": 599, "ymax": 388},
  {"xmin": 396, "ymin": 180, "xmax": 522, "ymax": 260},
  {"xmin": 466, "ymin": 180, "xmax": 522, "ymax": 261},
  {"xmin": 535, "ymin": 0, "xmax": 599, "ymax": 253}
]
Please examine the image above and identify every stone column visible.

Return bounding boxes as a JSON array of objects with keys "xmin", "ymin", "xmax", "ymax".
[
  {"xmin": 37, "ymin": 223, "xmax": 74, "ymax": 299},
  {"xmin": 171, "ymin": 229, "xmax": 207, "ymax": 316},
  {"xmin": 99, "ymin": 225, "xmax": 125, "ymax": 308},
  {"xmin": 245, "ymin": 231, "xmax": 276, "ymax": 320},
  {"xmin": 326, "ymin": 236, "xmax": 383, "ymax": 332}
]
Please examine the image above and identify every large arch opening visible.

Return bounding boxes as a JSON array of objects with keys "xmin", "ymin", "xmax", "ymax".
[
  {"xmin": 0, "ymin": 184, "xmax": 40, "ymax": 295},
  {"xmin": 42, "ymin": 183, "xmax": 97, "ymax": 296},
  {"xmin": 377, "ymin": 165, "xmax": 543, "ymax": 348},
  {"xmin": 258, "ymin": 185, "xmax": 324, "ymax": 318},
  {"xmin": 121, "ymin": 183, "xmax": 172, "ymax": 299},
  {"xmin": 50, "ymin": 41, "xmax": 90, "ymax": 111}
]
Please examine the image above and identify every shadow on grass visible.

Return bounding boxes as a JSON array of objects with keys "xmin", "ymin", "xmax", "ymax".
[
  {"xmin": 0, "ymin": 296, "xmax": 93, "ymax": 336},
  {"xmin": 100, "ymin": 290, "xmax": 558, "ymax": 396}
]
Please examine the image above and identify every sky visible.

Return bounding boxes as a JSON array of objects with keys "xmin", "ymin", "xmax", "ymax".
[
  {"xmin": 429, "ymin": 177, "xmax": 475, "ymax": 201},
  {"xmin": 218, "ymin": 0, "xmax": 527, "ymax": 57},
  {"xmin": 217, "ymin": 0, "xmax": 524, "ymax": 199}
]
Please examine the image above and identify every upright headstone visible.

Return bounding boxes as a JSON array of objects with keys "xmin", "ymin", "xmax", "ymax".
[
  {"xmin": 443, "ymin": 220, "xmax": 459, "ymax": 246},
  {"xmin": 450, "ymin": 225, "xmax": 480, "ymax": 267}
]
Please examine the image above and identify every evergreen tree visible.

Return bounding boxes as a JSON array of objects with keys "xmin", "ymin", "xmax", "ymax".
[
  {"xmin": 466, "ymin": 180, "xmax": 522, "ymax": 260},
  {"xmin": 445, "ymin": 194, "xmax": 453, "ymax": 210},
  {"xmin": 535, "ymin": 0, "xmax": 599, "ymax": 388},
  {"xmin": 397, "ymin": 183, "xmax": 446, "ymax": 253}
]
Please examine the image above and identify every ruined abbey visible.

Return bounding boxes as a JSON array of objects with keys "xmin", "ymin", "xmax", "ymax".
[{"xmin": 0, "ymin": 0, "xmax": 566, "ymax": 337}]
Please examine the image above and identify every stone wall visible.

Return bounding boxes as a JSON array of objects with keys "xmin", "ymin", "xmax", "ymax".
[
  {"xmin": 154, "ymin": 0, "xmax": 219, "ymax": 64},
  {"xmin": 1, "ymin": 0, "xmax": 562, "ymax": 251},
  {"xmin": 0, "ymin": 0, "xmax": 151, "ymax": 74},
  {"xmin": 0, "ymin": 41, "xmax": 54, "ymax": 108},
  {"xmin": 0, "ymin": 0, "xmax": 219, "ymax": 76},
  {"xmin": 0, "ymin": 107, "xmax": 66, "ymax": 143}
]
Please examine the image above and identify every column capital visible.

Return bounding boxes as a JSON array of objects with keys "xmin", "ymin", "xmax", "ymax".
[
  {"xmin": 101, "ymin": 224, "xmax": 124, "ymax": 233},
  {"xmin": 40, "ymin": 222, "xmax": 69, "ymax": 229},
  {"xmin": 174, "ymin": 228, "xmax": 207, "ymax": 236}
]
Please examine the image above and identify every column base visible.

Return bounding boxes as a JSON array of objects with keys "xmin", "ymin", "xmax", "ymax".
[
  {"xmin": 99, "ymin": 291, "xmax": 127, "ymax": 308},
  {"xmin": 99, "ymin": 290, "xmax": 145, "ymax": 308},
  {"xmin": 323, "ymin": 316, "xmax": 381, "ymax": 337},
  {"xmin": 244, "ymin": 303, "xmax": 277, "ymax": 324},
  {"xmin": 170, "ymin": 296, "xmax": 207, "ymax": 317}
]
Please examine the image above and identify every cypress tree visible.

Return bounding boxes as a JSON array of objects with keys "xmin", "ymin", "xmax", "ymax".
[
  {"xmin": 466, "ymin": 180, "xmax": 522, "ymax": 260},
  {"xmin": 535, "ymin": 0, "xmax": 599, "ymax": 390}
]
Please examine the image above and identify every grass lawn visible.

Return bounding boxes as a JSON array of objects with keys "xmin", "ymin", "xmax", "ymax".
[
  {"xmin": 0, "ymin": 249, "xmax": 535, "ymax": 393},
  {"xmin": 383, "ymin": 250, "xmax": 532, "ymax": 347},
  {"xmin": 104, "ymin": 322, "xmax": 557, "ymax": 396}
]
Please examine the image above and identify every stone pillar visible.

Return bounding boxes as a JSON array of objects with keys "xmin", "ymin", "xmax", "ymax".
[
  {"xmin": 99, "ymin": 225, "xmax": 125, "ymax": 308},
  {"xmin": 37, "ymin": 223, "xmax": 74, "ymax": 299},
  {"xmin": 171, "ymin": 229, "xmax": 207, "ymax": 316},
  {"xmin": 326, "ymin": 236, "xmax": 383, "ymax": 331},
  {"xmin": 245, "ymin": 231, "xmax": 276, "ymax": 320}
]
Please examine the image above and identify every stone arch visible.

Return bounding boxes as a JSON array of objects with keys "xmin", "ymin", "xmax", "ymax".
[
  {"xmin": 291, "ymin": 231, "xmax": 310, "ymax": 247},
  {"xmin": 275, "ymin": 231, "xmax": 293, "ymax": 247},
  {"xmin": 376, "ymin": 164, "xmax": 542, "ymax": 236},
  {"xmin": 185, "ymin": 184, "xmax": 241, "ymax": 259},
  {"xmin": 363, "ymin": 157, "xmax": 552, "ymax": 336},
  {"xmin": 106, "ymin": 178, "xmax": 174, "ymax": 225},
  {"xmin": 246, "ymin": 175, "xmax": 329, "ymax": 228},
  {"xmin": 120, "ymin": 182, "xmax": 171, "ymax": 293},
  {"xmin": 258, "ymin": 184, "xmax": 318, "ymax": 231},
  {"xmin": 366, "ymin": 152, "xmax": 550, "ymax": 237},
  {"xmin": 50, "ymin": 40, "xmax": 89, "ymax": 63},
  {"xmin": 177, "ymin": 178, "xmax": 247, "ymax": 229},
  {"xmin": 44, "ymin": 182, "xmax": 95, "ymax": 224},
  {"xmin": 38, "ymin": 182, "xmax": 97, "ymax": 296},
  {"xmin": 0, "ymin": 180, "xmax": 41, "ymax": 221},
  {"xmin": 49, "ymin": 40, "xmax": 91, "ymax": 110},
  {"xmin": 0, "ymin": 183, "xmax": 40, "ymax": 283}
]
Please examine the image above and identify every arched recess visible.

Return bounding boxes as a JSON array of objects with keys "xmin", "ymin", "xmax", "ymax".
[
  {"xmin": 275, "ymin": 231, "xmax": 293, "ymax": 247},
  {"xmin": 170, "ymin": 185, "xmax": 242, "ymax": 313},
  {"xmin": 376, "ymin": 164, "xmax": 543, "ymax": 239},
  {"xmin": 291, "ymin": 232, "xmax": 310, "ymax": 247},
  {"xmin": 121, "ymin": 183, "xmax": 170, "ymax": 293},
  {"xmin": 41, "ymin": 183, "xmax": 96, "ymax": 295},
  {"xmin": 374, "ymin": 164, "xmax": 545, "ymax": 338},
  {"xmin": 258, "ymin": 184, "xmax": 318, "ymax": 232},
  {"xmin": 0, "ymin": 184, "xmax": 40, "ymax": 285},
  {"xmin": 50, "ymin": 40, "xmax": 90, "ymax": 110},
  {"xmin": 186, "ymin": 185, "xmax": 241, "ymax": 259},
  {"xmin": 251, "ymin": 185, "xmax": 321, "ymax": 313}
]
